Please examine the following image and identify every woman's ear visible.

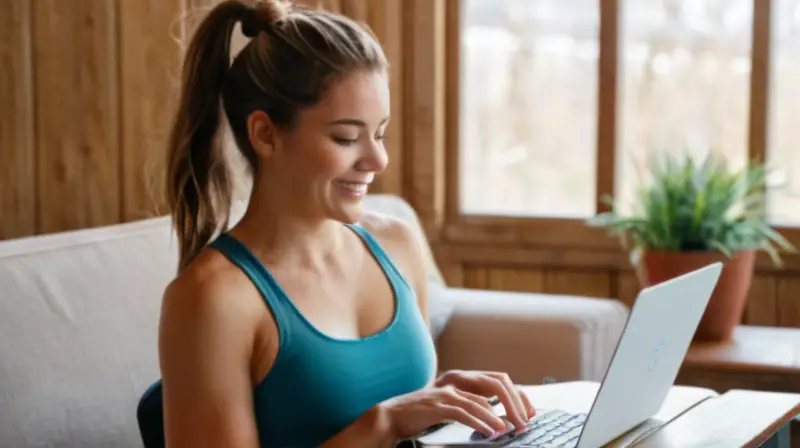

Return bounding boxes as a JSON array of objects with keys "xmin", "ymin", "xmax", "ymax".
[{"xmin": 247, "ymin": 110, "xmax": 276, "ymax": 158}]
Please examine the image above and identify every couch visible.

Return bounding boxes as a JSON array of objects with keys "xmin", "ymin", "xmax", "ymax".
[{"xmin": 0, "ymin": 194, "xmax": 629, "ymax": 447}]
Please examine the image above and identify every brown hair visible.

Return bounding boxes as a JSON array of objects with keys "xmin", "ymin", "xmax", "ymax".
[{"xmin": 165, "ymin": 0, "xmax": 387, "ymax": 271}]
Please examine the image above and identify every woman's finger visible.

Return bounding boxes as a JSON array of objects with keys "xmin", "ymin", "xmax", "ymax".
[
  {"xmin": 441, "ymin": 388, "xmax": 508, "ymax": 432},
  {"xmin": 439, "ymin": 405, "xmax": 497, "ymax": 437},
  {"xmin": 484, "ymin": 376, "xmax": 528, "ymax": 431},
  {"xmin": 517, "ymin": 386, "xmax": 536, "ymax": 418},
  {"xmin": 495, "ymin": 373, "xmax": 527, "ymax": 421},
  {"xmin": 456, "ymin": 389, "xmax": 496, "ymax": 411}
]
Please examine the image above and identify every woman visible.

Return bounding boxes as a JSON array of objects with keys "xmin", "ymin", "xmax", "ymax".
[{"xmin": 137, "ymin": 1, "xmax": 536, "ymax": 446}]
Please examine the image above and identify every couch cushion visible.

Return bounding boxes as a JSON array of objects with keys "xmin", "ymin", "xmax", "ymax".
[
  {"xmin": 0, "ymin": 217, "xmax": 176, "ymax": 447},
  {"xmin": 362, "ymin": 194, "xmax": 446, "ymax": 285}
]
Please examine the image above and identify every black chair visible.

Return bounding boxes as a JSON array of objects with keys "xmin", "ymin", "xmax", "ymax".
[{"xmin": 136, "ymin": 380, "xmax": 165, "ymax": 448}]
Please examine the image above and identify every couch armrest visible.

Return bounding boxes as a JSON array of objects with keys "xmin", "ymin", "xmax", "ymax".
[{"xmin": 434, "ymin": 288, "xmax": 629, "ymax": 385}]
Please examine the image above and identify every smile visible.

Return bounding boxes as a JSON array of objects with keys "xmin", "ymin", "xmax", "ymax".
[{"xmin": 333, "ymin": 180, "xmax": 370, "ymax": 196}]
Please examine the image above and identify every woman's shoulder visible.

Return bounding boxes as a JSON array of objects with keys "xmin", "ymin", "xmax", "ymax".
[
  {"xmin": 164, "ymin": 247, "xmax": 244, "ymax": 308},
  {"xmin": 159, "ymin": 247, "xmax": 266, "ymax": 351}
]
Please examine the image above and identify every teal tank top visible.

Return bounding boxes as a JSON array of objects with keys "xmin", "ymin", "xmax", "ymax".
[{"xmin": 136, "ymin": 223, "xmax": 437, "ymax": 448}]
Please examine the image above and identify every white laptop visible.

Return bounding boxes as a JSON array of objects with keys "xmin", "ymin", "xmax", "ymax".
[{"xmin": 415, "ymin": 262, "xmax": 723, "ymax": 448}]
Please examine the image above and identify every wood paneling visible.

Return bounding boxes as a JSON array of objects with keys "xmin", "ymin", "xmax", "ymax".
[
  {"xmin": 544, "ymin": 270, "xmax": 613, "ymax": 298},
  {"xmin": 616, "ymin": 271, "xmax": 641, "ymax": 309},
  {"xmin": 119, "ymin": 0, "xmax": 185, "ymax": 221},
  {"xmin": 33, "ymin": 0, "xmax": 120, "ymax": 233},
  {"xmin": 368, "ymin": 0, "xmax": 404, "ymax": 195},
  {"xmin": 404, "ymin": 0, "xmax": 447, "ymax": 241},
  {"xmin": 464, "ymin": 266, "xmax": 546, "ymax": 293},
  {"xmin": 0, "ymin": 0, "xmax": 35, "ymax": 239},
  {"xmin": 595, "ymin": 0, "xmax": 619, "ymax": 214},
  {"xmin": 318, "ymin": 0, "xmax": 342, "ymax": 12},
  {"xmin": 0, "ymin": 0, "xmax": 406, "ymax": 235},
  {"xmin": 340, "ymin": 0, "xmax": 368, "ymax": 21},
  {"xmin": 464, "ymin": 266, "xmax": 615, "ymax": 299},
  {"xmin": 777, "ymin": 277, "xmax": 800, "ymax": 327},
  {"xmin": 744, "ymin": 275, "xmax": 778, "ymax": 326}
]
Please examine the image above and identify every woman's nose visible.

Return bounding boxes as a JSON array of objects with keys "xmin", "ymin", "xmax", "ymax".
[{"xmin": 358, "ymin": 139, "xmax": 389, "ymax": 173}]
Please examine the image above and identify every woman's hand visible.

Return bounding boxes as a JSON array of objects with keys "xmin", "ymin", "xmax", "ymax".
[
  {"xmin": 433, "ymin": 370, "xmax": 536, "ymax": 432},
  {"xmin": 324, "ymin": 371, "xmax": 536, "ymax": 447},
  {"xmin": 379, "ymin": 384, "xmax": 510, "ymax": 441}
]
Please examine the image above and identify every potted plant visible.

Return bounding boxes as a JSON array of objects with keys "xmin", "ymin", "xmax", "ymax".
[{"xmin": 587, "ymin": 152, "xmax": 795, "ymax": 342}]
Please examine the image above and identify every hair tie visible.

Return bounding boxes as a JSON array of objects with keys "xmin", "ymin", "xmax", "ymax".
[
  {"xmin": 241, "ymin": 1, "xmax": 291, "ymax": 38},
  {"xmin": 240, "ymin": 6, "xmax": 262, "ymax": 38}
]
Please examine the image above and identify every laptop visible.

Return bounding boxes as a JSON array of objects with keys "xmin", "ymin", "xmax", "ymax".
[{"xmin": 415, "ymin": 262, "xmax": 723, "ymax": 448}]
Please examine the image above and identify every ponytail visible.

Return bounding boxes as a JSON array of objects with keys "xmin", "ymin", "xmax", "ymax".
[
  {"xmin": 165, "ymin": 0, "xmax": 386, "ymax": 272},
  {"xmin": 165, "ymin": 1, "xmax": 250, "ymax": 272}
]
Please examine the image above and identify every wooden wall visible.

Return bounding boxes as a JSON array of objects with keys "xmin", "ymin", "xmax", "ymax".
[
  {"xmin": 0, "ymin": 0, "xmax": 188, "ymax": 239},
  {"xmin": 0, "ymin": 0, "xmax": 408, "ymax": 240},
  {"xmin": 1, "ymin": 0, "xmax": 798, "ymax": 327}
]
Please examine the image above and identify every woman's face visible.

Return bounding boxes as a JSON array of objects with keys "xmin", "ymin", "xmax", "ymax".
[{"xmin": 255, "ymin": 69, "xmax": 390, "ymax": 224}]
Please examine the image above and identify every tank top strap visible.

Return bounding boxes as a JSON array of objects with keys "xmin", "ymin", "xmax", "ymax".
[
  {"xmin": 345, "ymin": 223, "xmax": 413, "ymax": 291},
  {"xmin": 209, "ymin": 233, "xmax": 292, "ymax": 345}
]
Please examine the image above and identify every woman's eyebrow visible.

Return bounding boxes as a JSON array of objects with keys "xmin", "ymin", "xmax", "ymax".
[{"xmin": 326, "ymin": 117, "xmax": 390, "ymax": 127}]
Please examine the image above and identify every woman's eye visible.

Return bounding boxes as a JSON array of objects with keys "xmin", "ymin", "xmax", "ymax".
[{"xmin": 332, "ymin": 136, "xmax": 358, "ymax": 146}]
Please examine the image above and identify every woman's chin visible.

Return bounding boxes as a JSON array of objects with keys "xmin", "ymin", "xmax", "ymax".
[{"xmin": 327, "ymin": 199, "xmax": 365, "ymax": 225}]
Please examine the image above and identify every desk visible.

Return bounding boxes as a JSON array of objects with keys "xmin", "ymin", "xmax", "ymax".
[
  {"xmin": 518, "ymin": 381, "xmax": 800, "ymax": 447},
  {"xmin": 677, "ymin": 325, "xmax": 800, "ymax": 394}
]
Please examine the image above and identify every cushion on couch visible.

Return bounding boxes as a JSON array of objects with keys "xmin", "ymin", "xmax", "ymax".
[{"xmin": 0, "ymin": 217, "xmax": 174, "ymax": 447}]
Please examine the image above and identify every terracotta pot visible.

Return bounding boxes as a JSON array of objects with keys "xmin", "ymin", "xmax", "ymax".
[{"xmin": 634, "ymin": 249, "xmax": 756, "ymax": 342}]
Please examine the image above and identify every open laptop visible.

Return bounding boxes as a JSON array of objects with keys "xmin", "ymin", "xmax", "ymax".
[{"xmin": 415, "ymin": 262, "xmax": 723, "ymax": 448}]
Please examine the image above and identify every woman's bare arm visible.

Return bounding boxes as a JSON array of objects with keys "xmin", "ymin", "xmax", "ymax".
[
  {"xmin": 318, "ymin": 404, "xmax": 397, "ymax": 448},
  {"xmin": 158, "ymin": 267, "xmax": 262, "ymax": 448}
]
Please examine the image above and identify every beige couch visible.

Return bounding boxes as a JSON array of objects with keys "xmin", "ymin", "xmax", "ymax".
[{"xmin": 0, "ymin": 194, "xmax": 628, "ymax": 447}]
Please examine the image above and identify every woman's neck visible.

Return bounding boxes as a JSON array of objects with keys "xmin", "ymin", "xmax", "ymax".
[{"xmin": 228, "ymin": 183, "xmax": 347, "ymax": 270}]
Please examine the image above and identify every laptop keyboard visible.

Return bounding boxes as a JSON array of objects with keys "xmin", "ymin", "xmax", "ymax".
[{"xmin": 503, "ymin": 410, "xmax": 586, "ymax": 447}]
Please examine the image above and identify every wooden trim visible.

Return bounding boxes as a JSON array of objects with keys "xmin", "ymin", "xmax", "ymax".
[
  {"xmin": 443, "ymin": 216, "xmax": 620, "ymax": 250},
  {"xmin": 444, "ymin": 215, "xmax": 800, "ymax": 252},
  {"xmin": 748, "ymin": 0, "xmax": 772, "ymax": 163},
  {"xmin": 0, "ymin": 0, "xmax": 36, "ymax": 239},
  {"xmin": 432, "ymin": 241, "xmax": 800, "ymax": 275},
  {"xmin": 444, "ymin": 0, "xmax": 461, "ymax": 222},
  {"xmin": 781, "ymin": 227, "xmax": 800, "ymax": 250},
  {"xmin": 595, "ymin": 0, "xmax": 619, "ymax": 214},
  {"xmin": 403, "ymin": 0, "xmax": 447, "ymax": 242},
  {"xmin": 366, "ymin": 0, "xmax": 405, "ymax": 196}
]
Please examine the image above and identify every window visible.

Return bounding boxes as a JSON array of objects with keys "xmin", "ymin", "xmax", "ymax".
[
  {"xmin": 454, "ymin": 0, "xmax": 800, "ymax": 231},
  {"xmin": 617, "ymin": 0, "xmax": 752, "ymax": 213},
  {"xmin": 458, "ymin": 0, "xmax": 600, "ymax": 218},
  {"xmin": 769, "ymin": 0, "xmax": 800, "ymax": 226}
]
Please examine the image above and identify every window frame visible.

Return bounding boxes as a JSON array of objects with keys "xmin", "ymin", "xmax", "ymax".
[{"xmin": 417, "ymin": 0, "xmax": 800, "ymax": 274}]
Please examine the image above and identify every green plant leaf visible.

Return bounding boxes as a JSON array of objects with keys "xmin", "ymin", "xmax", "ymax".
[{"xmin": 584, "ymin": 150, "xmax": 796, "ymax": 266}]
